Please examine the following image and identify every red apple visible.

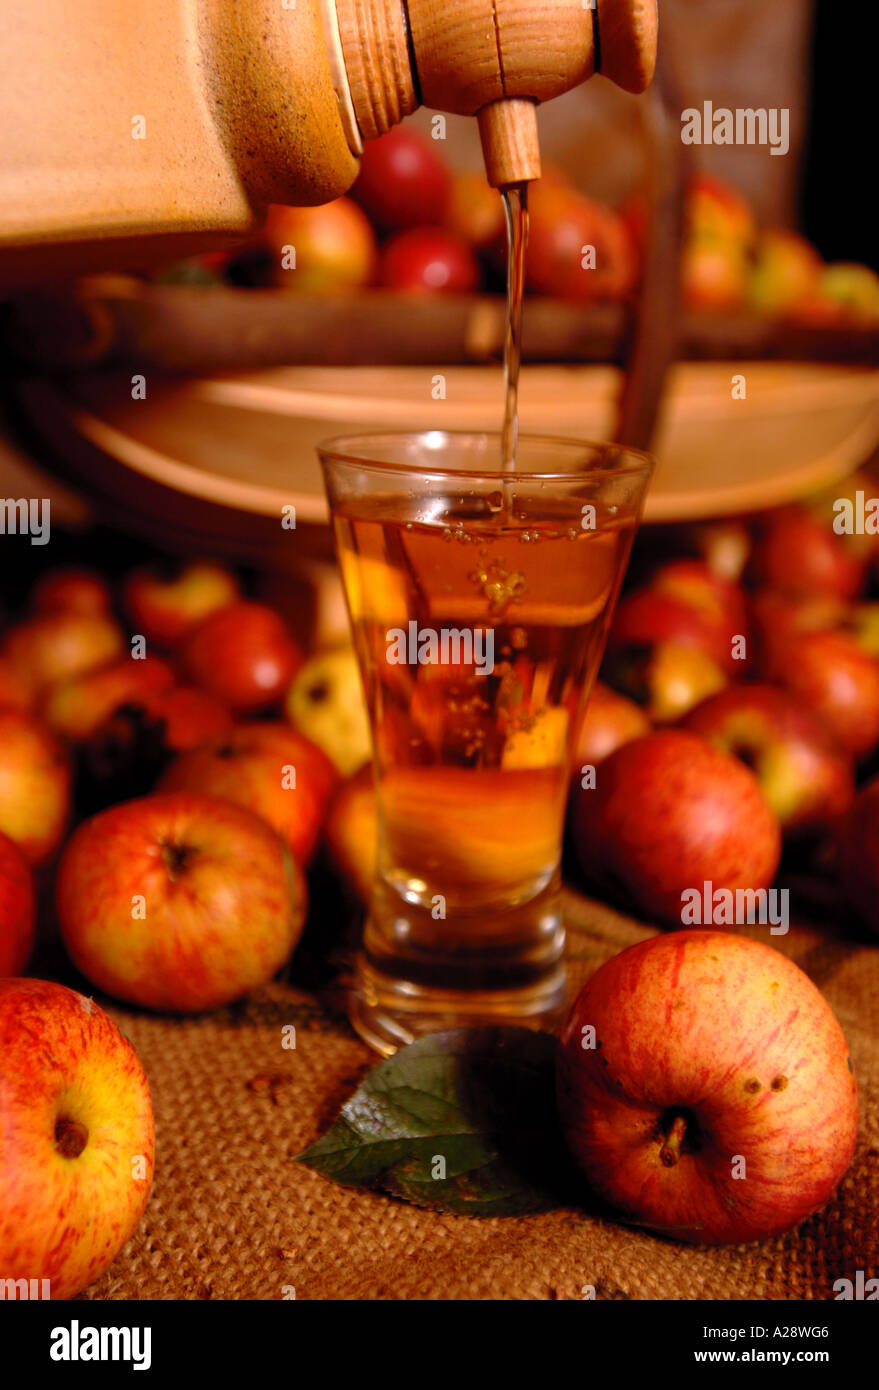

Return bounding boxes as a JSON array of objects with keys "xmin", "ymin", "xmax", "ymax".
[
  {"xmin": 380, "ymin": 227, "xmax": 479, "ymax": 293},
  {"xmin": 684, "ymin": 684, "xmax": 854, "ymax": 836},
  {"xmin": 57, "ymin": 793, "xmax": 306, "ymax": 1012},
  {"xmin": 265, "ymin": 197, "xmax": 377, "ymax": 292},
  {"xmin": 123, "ymin": 560, "xmax": 240, "ymax": 648},
  {"xmin": 0, "ymin": 654, "xmax": 32, "ymax": 712},
  {"xmin": 1, "ymin": 612, "xmax": 124, "ymax": 702},
  {"xmin": 0, "ymin": 831, "xmax": 35, "ymax": 975},
  {"xmin": 752, "ymin": 506, "xmax": 869, "ymax": 601},
  {"xmin": 836, "ymin": 777, "xmax": 879, "ymax": 934},
  {"xmin": 0, "ymin": 709, "xmax": 71, "ymax": 864},
  {"xmin": 571, "ymin": 730, "xmax": 781, "ymax": 927},
  {"xmin": 159, "ymin": 723, "xmax": 337, "ymax": 867},
  {"xmin": 0, "ymin": 978, "xmax": 155, "ymax": 1298},
  {"xmin": 771, "ymin": 628, "xmax": 879, "ymax": 757},
  {"xmin": 526, "ymin": 181, "xmax": 638, "ymax": 301},
  {"xmin": 557, "ymin": 930, "xmax": 858, "ymax": 1244},
  {"xmin": 180, "ymin": 601, "xmax": 303, "ymax": 712},
  {"xmin": 573, "ymin": 680, "xmax": 651, "ymax": 769},
  {"xmin": 31, "ymin": 567, "xmax": 113, "ymax": 618},
  {"xmin": 351, "ymin": 126, "xmax": 451, "ymax": 233},
  {"xmin": 41, "ymin": 655, "xmax": 175, "ymax": 741}
]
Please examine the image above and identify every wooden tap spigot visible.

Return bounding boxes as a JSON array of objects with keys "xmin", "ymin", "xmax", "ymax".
[{"xmin": 332, "ymin": 0, "xmax": 657, "ymax": 187}]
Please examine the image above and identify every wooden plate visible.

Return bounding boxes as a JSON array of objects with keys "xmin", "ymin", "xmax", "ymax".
[{"xmin": 15, "ymin": 360, "xmax": 879, "ymax": 562}]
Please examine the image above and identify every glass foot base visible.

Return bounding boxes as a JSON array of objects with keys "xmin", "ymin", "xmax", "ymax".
[{"xmin": 347, "ymin": 953, "xmax": 569, "ymax": 1057}]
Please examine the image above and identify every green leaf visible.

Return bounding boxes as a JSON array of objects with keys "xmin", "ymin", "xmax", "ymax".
[{"xmin": 296, "ymin": 1027, "xmax": 574, "ymax": 1216}]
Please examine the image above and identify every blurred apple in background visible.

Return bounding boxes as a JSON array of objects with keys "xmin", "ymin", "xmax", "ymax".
[
  {"xmin": 380, "ymin": 227, "xmax": 480, "ymax": 293},
  {"xmin": 684, "ymin": 174, "xmax": 756, "ymax": 246},
  {"xmin": 42, "ymin": 655, "xmax": 175, "ymax": 741},
  {"xmin": 836, "ymin": 777, "xmax": 879, "ymax": 935},
  {"xmin": 573, "ymin": 681, "xmax": 650, "ymax": 769},
  {"xmin": 749, "ymin": 229, "xmax": 822, "ymax": 318},
  {"xmin": 0, "ymin": 655, "xmax": 32, "ymax": 712},
  {"xmin": 682, "ymin": 238, "xmax": 750, "ymax": 312},
  {"xmin": 180, "ymin": 601, "xmax": 302, "ymax": 713},
  {"xmin": 123, "ymin": 560, "xmax": 239, "ymax": 648},
  {"xmin": 684, "ymin": 684, "xmax": 854, "ymax": 837},
  {"xmin": 351, "ymin": 126, "xmax": 451, "ymax": 233},
  {"xmin": 285, "ymin": 648, "xmax": 371, "ymax": 776},
  {"xmin": 160, "ymin": 723, "xmax": 336, "ymax": 868},
  {"xmin": 57, "ymin": 793, "xmax": 306, "ymax": 1012},
  {"xmin": 325, "ymin": 763, "xmax": 377, "ymax": 903},
  {"xmin": 609, "ymin": 572, "xmax": 742, "ymax": 675},
  {"xmin": 602, "ymin": 640, "xmax": 727, "ymax": 725},
  {"xmin": 265, "ymin": 197, "xmax": 377, "ymax": 292},
  {"xmin": 818, "ymin": 262, "xmax": 879, "ymax": 322},
  {"xmin": 0, "ymin": 710, "xmax": 71, "ymax": 864},
  {"xmin": 0, "ymin": 978, "xmax": 154, "ymax": 1298},
  {"xmin": 570, "ymin": 730, "xmax": 781, "ymax": 928},
  {"xmin": 752, "ymin": 505, "xmax": 869, "ymax": 601},
  {"xmin": 0, "ymin": 831, "xmax": 35, "ymax": 975},
  {"xmin": 557, "ymin": 931, "xmax": 858, "ymax": 1244},
  {"xmin": 445, "ymin": 171, "xmax": 506, "ymax": 250},
  {"xmin": 31, "ymin": 567, "xmax": 113, "ymax": 618},
  {"xmin": 525, "ymin": 180, "xmax": 637, "ymax": 301},
  {"xmin": 768, "ymin": 628, "xmax": 879, "ymax": 758},
  {"xmin": 1, "ymin": 612, "xmax": 124, "ymax": 702}
]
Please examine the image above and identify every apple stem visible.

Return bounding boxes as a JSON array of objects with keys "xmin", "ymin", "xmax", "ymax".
[{"xmin": 660, "ymin": 1113, "xmax": 688, "ymax": 1167}]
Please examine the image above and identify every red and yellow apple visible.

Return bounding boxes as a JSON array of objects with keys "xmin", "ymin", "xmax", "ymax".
[
  {"xmin": 57, "ymin": 793, "xmax": 306, "ymax": 1012},
  {"xmin": 1, "ymin": 612, "xmax": 124, "ymax": 702},
  {"xmin": 0, "ymin": 977, "xmax": 154, "ymax": 1298},
  {"xmin": 684, "ymin": 683, "xmax": 854, "ymax": 836},
  {"xmin": 159, "ymin": 723, "xmax": 337, "ymax": 867},
  {"xmin": 771, "ymin": 628, "xmax": 879, "ymax": 757},
  {"xmin": 570, "ymin": 730, "xmax": 781, "ymax": 927},
  {"xmin": 0, "ymin": 709, "xmax": 71, "ymax": 864},
  {"xmin": 525, "ymin": 181, "xmax": 638, "ymax": 301},
  {"xmin": 380, "ymin": 227, "xmax": 480, "ymax": 293},
  {"xmin": 557, "ymin": 930, "xmax": 858, "ymax": 1244},
  {"xmin": 265, "ymin": 198, "xmax": 378, "ymax": 292},
  {"xmin": 123, "ymin": 560, "xmax": 239, "ymax": 648},
  {"xmin": 0, "ymin": 831, "xmax": 35, "ymax": 975},
  {"xmin": 601, "ymin": 639, "xmax": 728, "ymax": 724}
]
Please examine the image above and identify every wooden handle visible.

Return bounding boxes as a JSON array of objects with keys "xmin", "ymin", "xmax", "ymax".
[{"xmin": 478, "ymin": 99, "xmax": 541, "ymax": 188}]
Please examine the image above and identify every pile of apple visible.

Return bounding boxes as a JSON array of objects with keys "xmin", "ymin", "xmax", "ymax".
[
  {"xmin": 681, "ymin": 173, "xmax": 879, "ymax": 323},
  {"xmin": 0, "ymin": 559, "xmax": 374, "ymax": 1296},
  {"xmin": 0, "ymin": 482, "xmax": 873, "ymax": 1285},
  {"xmin": 161, "ymin": 129, "xmax": 879, "ymax": 326}
]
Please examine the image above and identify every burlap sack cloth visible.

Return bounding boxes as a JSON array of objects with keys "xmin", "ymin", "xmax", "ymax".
[{"xmin": 79, "ymin": 888, "xmax": 878, "ymax": 1302}]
